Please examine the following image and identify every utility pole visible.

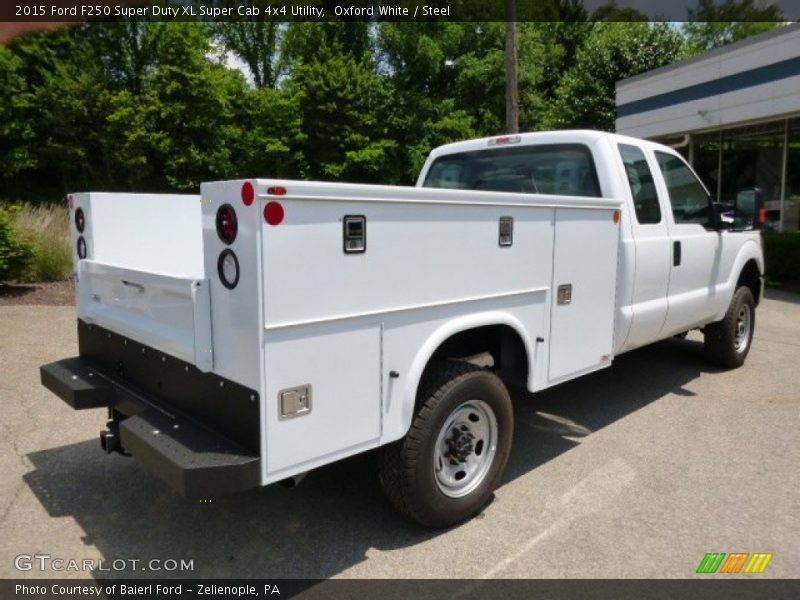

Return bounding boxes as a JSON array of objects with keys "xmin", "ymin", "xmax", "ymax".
[{"xmin": 505, "ymin": 0, "xmax": 519, "ymax": 134}]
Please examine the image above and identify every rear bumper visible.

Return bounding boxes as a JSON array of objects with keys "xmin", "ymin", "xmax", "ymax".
[{"xmin": 40, "ymin": 357, "xmax": 261, "ymax": 498}]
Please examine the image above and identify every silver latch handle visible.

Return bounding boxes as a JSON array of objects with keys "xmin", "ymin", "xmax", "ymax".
[{"xmin": 121, "ymin": 280, "xmax": 145, "ymax": 294}]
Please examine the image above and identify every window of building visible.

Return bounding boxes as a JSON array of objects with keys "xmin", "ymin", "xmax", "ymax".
[
  {"xmin": 720, "ymin": 121, "xmax": 784, "ymax": 213},
  {"xmin": 618, "ymin": 144, "xmax": 661, "ymax": 224},
  {"xmin": 655, "ymin": 151, "xmax": 713, "ymax": 228},
  {"xmin": 784, "ymin": 118, "xmax": 800, "ymax": 232},
  {"xmin": 691, "ymin": 132, "xmax": 722, "ymax": 201}
]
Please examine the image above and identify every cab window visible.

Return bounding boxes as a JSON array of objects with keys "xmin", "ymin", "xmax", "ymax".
[
  {"xmin": 423, "ymin": 144, "xmax": 602, "ymax": 198},
  {"xmin": 618, "ymin": 144, "xmax": 661, "ymax": 224},
  {"xmin": 655, "ymin": 151, "xmax": 713, "ymax": 229}
]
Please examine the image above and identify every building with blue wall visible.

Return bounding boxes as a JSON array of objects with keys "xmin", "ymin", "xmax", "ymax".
[{"xmin": 616, "ymin": 24, "xmax": 800, "ymax": 232}]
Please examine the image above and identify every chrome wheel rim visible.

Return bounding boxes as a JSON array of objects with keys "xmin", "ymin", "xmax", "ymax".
[
  {"xmin": 433, "ymin": 400, "xmax": 498, "ymax": 498},
  {"xmin": 734, "ymin": 303, "xmax": 752, "ymax": 353}
]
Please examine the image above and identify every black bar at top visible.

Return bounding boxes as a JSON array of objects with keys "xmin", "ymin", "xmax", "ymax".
[{"xmin": 1, "ymin": 0, "xmax": 798, "ymax": 24}]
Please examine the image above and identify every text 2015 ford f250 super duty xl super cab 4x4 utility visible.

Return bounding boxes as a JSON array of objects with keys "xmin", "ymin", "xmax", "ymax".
[{"xmin": 40, "ymin": 130, "xmax": 764, "ymax": 527}]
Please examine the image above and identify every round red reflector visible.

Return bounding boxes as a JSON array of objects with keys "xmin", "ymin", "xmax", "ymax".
[
  {"xmin": 241, "ymin": 182, "xmax": 255, "ymax": 206},
  {"xmin": 216, "ymin": 204, "xmax": 238, "ymax": 244},
  {"xmin": 264, "ymin": 201, "xmax": 284, "ymax": 226}
]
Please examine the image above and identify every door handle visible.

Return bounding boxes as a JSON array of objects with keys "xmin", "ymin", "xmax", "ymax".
[
  {"xmin": 673, "ymin": 241, "xmax": 682, "ymax": 266},
  {"xmin": 121, "ymin": 280, "xmax": 145, "ymax": 293}
]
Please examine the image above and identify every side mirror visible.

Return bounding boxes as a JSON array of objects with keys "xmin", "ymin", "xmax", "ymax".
[
  {"xmin": 733, "ymin": 186, "xmax": 765, "ymax": 231},
  {"xmin": 712, "ymin": 201, "xmax": 734, "ymax": 230}
]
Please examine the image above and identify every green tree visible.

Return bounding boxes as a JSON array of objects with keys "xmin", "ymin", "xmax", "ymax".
[
  {"xmin": 103, "ymin": 23, "xmax": 248, "ymax": 191},
  {"xmin": 236, "ymin": 86, "xmax": 303, "ymax": 178},
  {"xmin": 0, "ymin": 47, "xmax": 35, "ymax": 197},
  {"xmin": 85, "ymin": 21, "xmax": 161, "ymax": 94},
  {"xmin": 543, "ymin": 22, "xmax": 685, "ymax": 131},
  {"xmin": 377, "ymin": 23, "xmax": 481, "ymax": 180},
  {"xmin": 213, "ymin": 20, "xmax": 284, "ymax": 88},
  {"xmin": 282, "ymin": 22, "xmax": 373, "ymax": 73},
  {"xmin": 683, "ymin": 0, "xmax": 784, "ymax": 53},
  {"xmin": 592, "ymin": 0, "xmax": 647, "ymax": 22},
  {"xmin": 290, "ymin": 48, "xmax": 394, "ymax": 182},
  {"xmin": 1, "ymin": 26, "xmax": 111, "ymax": 200},
  {"xmin": 0, "ymin": 205, "xmax": 35, "ymax": 282}
]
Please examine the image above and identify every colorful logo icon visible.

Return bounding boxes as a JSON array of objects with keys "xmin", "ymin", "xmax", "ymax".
[{"xmin": 696, "ymin": 553, "xmax": 773, "ymax": 574}]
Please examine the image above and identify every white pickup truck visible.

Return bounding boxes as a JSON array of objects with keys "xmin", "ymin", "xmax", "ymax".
[{"xmin": 41, "ymin": 130, "xmax": 764, "ymax": 527}]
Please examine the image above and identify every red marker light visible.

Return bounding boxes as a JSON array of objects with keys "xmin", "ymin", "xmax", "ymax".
[
  {"xmin": 267, "ymin": 186, "xmax": 287, "ymax": 196},
  {"xmin": 68, "ymin": 195, "xmax": 74, "ymax": 209},
  {"xmin": 759, "ymin": 208, "xmax": 767, "ymax": 225},
  {"xmin": 215, "ymin": 204, "xmax": 238, "ymax": 244},
  {"xmin": 264, "ymin": 201, "xmax": 284, "ymax": 226},
  {"xmin": 488, "ymin": 135, "xmax": 521, "ymax": 146},
  {"xmin": 613, "ymin": 210, "xmax": 621, "ymax": 225},
  {"xmin": 241, "ymin": 182, "xmax": 255, "ymax": 206}
]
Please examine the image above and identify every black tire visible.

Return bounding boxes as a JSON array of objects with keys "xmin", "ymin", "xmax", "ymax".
[
  {"xmin": 704, "ymin": 286, "xmax": 756, "ymax": 368},
  {"xmin": 378, "ymin": 361, "xmax": 514, "ymax": 528}
]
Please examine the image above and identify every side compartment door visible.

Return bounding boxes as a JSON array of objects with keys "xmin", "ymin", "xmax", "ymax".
[
  {"xmin": 548, "ymin": 207, "xmax": 619, "ymax": 383},
  {"xmin": 617, "ymin": 143, "xmax": 671, "ymax": 350},
  {"xmin": 653, "ymin": 151, "xmax": 722, "ymax": 335}
]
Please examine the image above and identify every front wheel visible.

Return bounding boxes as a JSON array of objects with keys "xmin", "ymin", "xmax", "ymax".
[
  {"xmin": 378, "ymin": 361, "xmax": 513, "ymax": 528},
  {"xmin": 704, "ymin": 286, "xmax": 756, "ymax": 368}
]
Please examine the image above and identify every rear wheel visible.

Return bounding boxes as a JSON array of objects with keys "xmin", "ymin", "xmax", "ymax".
[
  {"xmin": 378, "ymin": 361, "xmax": 513, "ymax": 528},
  {"xmin": 704, "ymin": 286, "xmax": 756, "ymax": 368}
]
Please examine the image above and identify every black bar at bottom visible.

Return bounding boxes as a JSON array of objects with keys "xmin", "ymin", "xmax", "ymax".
[{"xmin": 2, "ymin": 578, "xmax": 799, "ymax": 600}]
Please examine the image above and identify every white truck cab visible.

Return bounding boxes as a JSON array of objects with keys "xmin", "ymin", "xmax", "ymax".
[{"xmin": 41, "ymin": 131, "xmax": 764, "ymax": 527}]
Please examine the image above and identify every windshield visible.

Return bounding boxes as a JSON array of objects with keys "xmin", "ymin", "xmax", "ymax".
[{"xmin": 423, "ymin": 143, "xmax": 602, "ymax": 197}]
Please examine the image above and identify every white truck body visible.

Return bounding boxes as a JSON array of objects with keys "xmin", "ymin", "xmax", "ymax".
[{"xmin": 42, "ymin": 131, "xmax": 764, "ymax": 523}]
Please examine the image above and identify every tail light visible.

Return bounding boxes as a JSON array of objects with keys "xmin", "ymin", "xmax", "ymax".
[
  {"xmin": 216, "ymin": 204, "xmax": 238, "ymax": 244},
  {"xmin": 75, "ymin": 207, "xmax": 85, "ymax": 233},
  {"xmin": 217, "ymin": 249, "xmax": 240, "ymax": 289}
]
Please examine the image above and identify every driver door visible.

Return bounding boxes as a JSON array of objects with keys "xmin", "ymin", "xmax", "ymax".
[{"xmin": 653, "ymin": 151, "xmax": 722, "ymax": 336}]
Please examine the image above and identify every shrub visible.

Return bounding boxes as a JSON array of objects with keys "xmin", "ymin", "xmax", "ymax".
[
  {"xmin": 15, "ymin": 203, "xmax": 73, "ymax": 282},
  {"xmin": 764, "ymin": 232, "xmax": 800, "ymax": 285},
  {"xmin": 0, "ymin": 204, "xmax": 35, "ymax": 282}
]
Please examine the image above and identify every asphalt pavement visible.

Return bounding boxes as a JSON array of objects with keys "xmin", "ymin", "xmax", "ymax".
[{"xmin": 1, "ymin": 290, "xmax": 798, "ymax": 579}]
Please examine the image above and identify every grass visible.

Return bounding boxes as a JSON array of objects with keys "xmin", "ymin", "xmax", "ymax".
[{"xmin": 14, "ymin": 203, "xmax": 73, "ymax": 282}]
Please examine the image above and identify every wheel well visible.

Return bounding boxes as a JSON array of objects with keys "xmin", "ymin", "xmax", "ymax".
[
  {"xmin": 737, "ymin": 259, "xmax": 762, "ymax": 305},
  {"xmin": 427, "ymin": 325, "xmax": 529, "ymax": 389}
]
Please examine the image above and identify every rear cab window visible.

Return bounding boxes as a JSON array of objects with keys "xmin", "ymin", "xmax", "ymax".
[{"xmin": 423, "ymin": 144, "xmax": 602, "ymax": 198}]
